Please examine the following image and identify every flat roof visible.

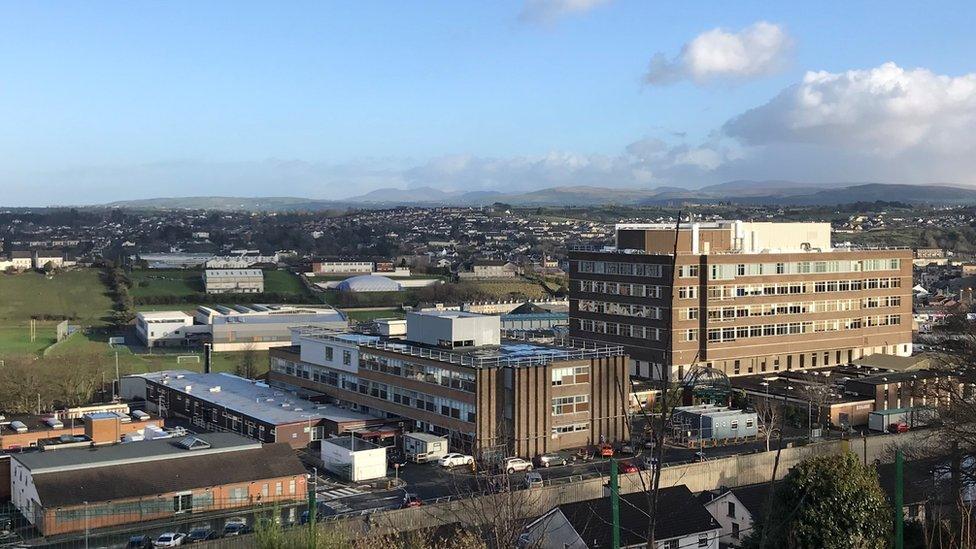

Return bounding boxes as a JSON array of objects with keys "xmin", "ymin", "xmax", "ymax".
[
  {"xmin": 136, "ymin": 311, "xmax": 193, "ymax": 320},
  {"xmin": 323, "ymin": 435, "xmax": 382, "ymax": 451},
  {"xmin": 292, "ymin": 326, "xmax": 624, "ymax": 368},
  {"xmin": 409, "ymin": 310, "xmax": 484, "ymax": 319},
  {"xmin": 132, "ymin": 370, "xmax": 377, "ymax": 425},
  {"xmin": 13, "ymin": 432, "xmax": 258, "ymax": 474}
]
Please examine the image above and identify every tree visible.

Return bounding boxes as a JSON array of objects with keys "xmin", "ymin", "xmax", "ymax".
[
  {"xmin": 236, "ymin": 345, "xmax": 258, "ymax": 379},
  {"xmin": 753, "ymin": 397, "xmax": 782, "ymax": 452},
  {"xmin": 744, "ymin": 453, "xmax": 891, "ymax": 549}
]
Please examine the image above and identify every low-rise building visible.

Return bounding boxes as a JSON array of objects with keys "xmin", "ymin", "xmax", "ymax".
[
  {"xmin": 120, "ymin": 371, "xmax": 391, "ymax": 448},
  {"xmin": 0, "ymin": 404, "xmax": 163, "ymax": 451},
  {"xmin": 459, "ymin": 260, "xmax": 518, "ymax": 279},
  {"xmin": 312, "ymin": 261, "xmax": 374, "ymax": 275},
  {"xmin": 671, "ymin": 404, "xmax": 758, "ymax": 444},
  {"xmin": 195, "ymin": 304, "xmax": 347, "ymax": 351},
  {"xmin": 320, "ymin": 436, "xmax": 387, "ymax": 482},
  {"xmin": 270, "ymin": 310, "xmax": 630, "ymax": 460},
  {"xmin": 9, "ymin": 433, "xmax": 307, "ymax": 536},
  {"xmin": 135, "ymin": 311, "xmax": 195, "ymax": 347},
  {"xmin": 203, "ymin": 269, "xmax": 264, "ymax": 294}
]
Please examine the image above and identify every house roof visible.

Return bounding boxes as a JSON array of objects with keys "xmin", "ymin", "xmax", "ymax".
[
  {"xmin": 554, "ymin": 485, "xmax": 718, "ymax": 546},
  {"xmin": 31, "ymin": 442, "xmax": 305, "ymax": 508},
  {"xmin": 507, "ymin": 302, "xmax": 548, "ymax": 315},
  {"xmin": 730, "ymin": 483, "xmax": 775, "ymax": 523}
]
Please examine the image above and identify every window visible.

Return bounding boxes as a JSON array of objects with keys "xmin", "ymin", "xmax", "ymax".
[
  {"xmin": 732, "ymin": 522, "xmax": 740, "ymax": 539},
  {"xmin": 698, "ymin": 533, "xmax": 709, "ymax": 547},
  {"xmin": 275, "ymin": 482, "xmax": 283, "ymax": 496},
  {"xmin": 728, "ymin": 501, "xmax": 736, "ymax": 518},
  {"xmin": 552, "ymin": 395, "xmax": 589, "ymax": 415},
  {"xmin": 343, "ymin": 350, "xmax": 352, "ymax": 365},
  {"xmin": 289, "ymin": 479, "xmax": 296, "ymax": 495},
  {"xmin": 325, "ymin": 346, "xmax": 333, "ymax": 361},
  {"xmin": 229, "ymin": 486, "xmax": 248, "ymax": 504},
  {"xmin": 662, "ymin": 540, "xmax": 679, "ymax": 549}
]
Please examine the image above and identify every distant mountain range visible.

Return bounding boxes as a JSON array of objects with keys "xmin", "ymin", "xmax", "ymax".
[{"xmin": 101, "ymin": 181, "xmax": 976, "ymax": 211}]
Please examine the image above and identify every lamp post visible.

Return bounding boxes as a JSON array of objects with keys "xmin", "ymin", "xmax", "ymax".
[{"xmin": 83, "ymin": 500, "xmax": 89, "ymax": 549}]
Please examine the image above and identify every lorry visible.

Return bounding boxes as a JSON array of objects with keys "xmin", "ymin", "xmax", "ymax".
[{"xmin": 403, "ymin": 432, "xmax": 449, "ymax": 463}]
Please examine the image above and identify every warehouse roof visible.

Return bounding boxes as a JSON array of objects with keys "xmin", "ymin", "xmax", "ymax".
[
  {"xmin": 131, "ymin": 371, "xmax": 374, "ymax": 426},
  {"xmin": 31, "ymin": 442, "xmax": 304, "ymax": 507},
  {"xmin": 13, "ymin": 432, "xmax": 259, "ymax": 474}
]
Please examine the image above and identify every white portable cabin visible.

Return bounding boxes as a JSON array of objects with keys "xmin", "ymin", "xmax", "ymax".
[{"xmin": 403, "ymin": 432, "xmax": 449, "ymax": 463}]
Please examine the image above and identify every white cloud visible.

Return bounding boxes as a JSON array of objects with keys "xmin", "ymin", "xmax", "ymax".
[
  {"xmin": 646, "ymin": 21, "xmax": 792, "ymax": 85},
  {"xmin": 724, "ymin": 62, "xmax": 976, "ymax": 155},
  {"xmin": 519, "ymin": 0, "xmax": 611, "ymax": 24}
]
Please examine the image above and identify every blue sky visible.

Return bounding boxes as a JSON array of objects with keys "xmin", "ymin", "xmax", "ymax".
[{"xmin": 2, "ymin": 1, "xmax": 976, "ymax": 205}]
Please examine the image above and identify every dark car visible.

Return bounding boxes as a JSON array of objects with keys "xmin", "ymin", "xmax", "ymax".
[
  {"xmin": 222, "ymin": 522, "xmax": 253, "ymax": 537},
  {"xmin": 127, "ymin": 535, "xmax": 152, "ymax": 548},
  {"xmin": 186, "ymin": 527, "xmax": 219, "ymax": 543},
  {"xmin": 400, "ymin": 493, "xmax": 423, "ymax": 508}
]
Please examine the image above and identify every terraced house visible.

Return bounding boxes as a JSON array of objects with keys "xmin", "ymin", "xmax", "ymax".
[
  {"xmin": 569, "ymin": 220, "xmax": 912, "ymax": 381},
  {"xmin": 268, "ymin": 311, "xmax": 629, "ymax": 460}
]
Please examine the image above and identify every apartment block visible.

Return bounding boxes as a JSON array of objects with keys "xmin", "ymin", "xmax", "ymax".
[
  {"xmin": 569, "ymin": 220, "xmax": 912, "ymax": 380},
  {"xmin": 268, "ymin": 311, "xmax": 629, "ymax": 460}
]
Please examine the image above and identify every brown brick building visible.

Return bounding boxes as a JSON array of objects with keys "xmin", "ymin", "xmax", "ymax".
[
  {"xmin": 570, "ymin": 221, "xmax": 913, "ymax": 381},
  {"xmin": 10, "ymin": 433, "xmax": 306, "ymax": 536},
  {"xmin": 268, "ymin": 311, "xmax": 629, "ymax": 460}
]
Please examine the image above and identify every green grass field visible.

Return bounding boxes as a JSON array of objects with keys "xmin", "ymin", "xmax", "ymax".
[
  {"xmin": 343, "ymin": 308, "xmax": 404, "ymax": 321},
  {"xmin": 263, "ymin": 270, "xmax": 309, "ymax": 295},
  {"xmin": 130, "ymin": 269, "xmax": 202, "ymax": 298},
  {"xmin": 0, "ymin": 270, "xmax": 113, "ymax": 323},
  {"xmin": 46, "ymin": 330, "xmax": 270, "ymax": 378}
]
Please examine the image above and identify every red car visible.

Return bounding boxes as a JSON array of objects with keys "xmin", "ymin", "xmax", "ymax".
[
  {"xmin": 400, "ymin": 493, "xmax": 423, "ymax": 508},
  {"xmin": 599, "ymin": 443, "xmax": 614, "ymax": 458},
  {"xmin": 618, "ymin": 461, "xmax": 639, "ymax": 474}
]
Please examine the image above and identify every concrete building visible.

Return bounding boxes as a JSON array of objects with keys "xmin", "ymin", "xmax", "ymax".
[
  {"xmin": 32, "ymin": 250, "xmax": 65, "ymax": 269},
  {"xmin": 320, "ymin": 436, "xmax": 387, "ymax": 482},
  {"xmin": 9, "ymin": 251, "xmax": 33, "ymax": 270},
  {"xmin": 121, "ymin": 371, "xmax": 391, "ymax": 448},
  {"xmin": 570, "ymin": 220, "xmax": 912, "ymax": 380},
  {"xmin": 500, "ymin": 302, "xmax": 569, "ymax": 331},
  {"xmin": 203, "ymin": 269, "xmax": 264, "ymax": 294},
  {"xmin": 135, "ymin": 311, "xmax": 195, "ymax": 347},
  {"xmin": 459, "ymin": 260, "xmax": 518, "ymax": 279},
  {"xmin": 269, "ymin": 311, "xmax": 629, "ymax": 460},
  {"xmin": 312, "ymin": 260, "xmax": 374, "ymax": 275},
  {"xmin": 9, "ymin": 433, "xmax": 306, "ymax": 536},
  {"xmin": 195, "ymin": 304, "xmax": 347, "ymax": 351}
]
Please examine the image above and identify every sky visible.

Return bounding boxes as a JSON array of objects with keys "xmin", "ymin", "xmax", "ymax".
[{"xmin": 2, "ymin": 1, "xmax": 976, "ymax": 205}]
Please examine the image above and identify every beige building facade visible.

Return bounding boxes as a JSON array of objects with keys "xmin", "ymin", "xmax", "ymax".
[{"xmin": 570, "ymin": 221, "xmax": 913, "ymax": 380}]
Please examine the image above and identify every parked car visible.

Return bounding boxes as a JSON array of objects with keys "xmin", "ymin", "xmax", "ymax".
[
  {"xmin": 439, "ymin": 453, "xmax": 475, "ymax": 468},
  {"xmin": 222, "ymin": 521, "xmax": 252, "ymax": 537},
  {"xmin": 640, "ymin": 456, "xmax": 659, "ymax": 471},
  {"xmin": 619, "ymin": 444, "xmax": 635, "ymax": 455},
  {"xmin": 618, "ymin": 461, "xmax": 639, "ymax": 474},
  {"xmin": 153, "ymin": 532, "xmax": 186, "ymax": 547},
  {"xmin": 128, "ymin": 535, "xmax": 153, "ymax": 548},
  {"xmin": 888, "ymin": 422, "xmax": 910, "ymax": 433},
  {"xmin": 523, "ymin": 472, "xmax": 544, "ymax": 489},
  {"xmin": 401, "ymin": 493, "xmax": 423, "ymax": 508},
  {"xmin": 599, "ymin": 443, "xmax": 614, "ymax": 458},
  {"xmin": 503, "ymin": 457, "xmax": 533, "ymax": 474},
  {"xmin": 186, "ymin": 527, "xmax": 219, "ymax": 543},
  {"xmin": 535, "ymin": 452, "xmax": 574, "ymax": 468}
]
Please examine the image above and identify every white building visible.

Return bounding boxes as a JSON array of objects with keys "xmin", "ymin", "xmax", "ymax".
[
  {"xmin": 203, "ymin": 269, "xmax": 264, "ymax": 294},
  {"xmin": 136, "ymin": 311, "xmax": 195, "ymax": 347},
  {"xmin": 320, "ymin": 436, "xmax": 387, "ymax": 482},
  {"xmin": 312, "ymin": 261, "xmax": 374, "ymax": 275},
  {"xmin": 405, "ymin": 310, "xmax": 500, "ymax": 348}
]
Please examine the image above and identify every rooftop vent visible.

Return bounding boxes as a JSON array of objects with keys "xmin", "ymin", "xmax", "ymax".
[
  {"xmin": 209, "ymin": 386, "xmax": 221, "ymax": 393},
  {"xmin": 173, "ymin": 436, "xmax": 211, "ymax": 451}
]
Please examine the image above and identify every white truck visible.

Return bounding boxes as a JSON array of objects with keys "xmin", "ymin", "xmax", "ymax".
[{"xmin": 403, "ymin": 432, "xmax": 449, "ymax": 463}]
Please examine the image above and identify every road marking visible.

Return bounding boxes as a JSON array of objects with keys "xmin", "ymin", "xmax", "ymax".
[{"xmin": 318, "ymin": 487, "xmax": 365, "ymax": 500}]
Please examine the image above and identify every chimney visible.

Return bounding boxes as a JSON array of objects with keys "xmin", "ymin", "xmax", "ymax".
[{"xmin": 204, "ymin": 343, "xmax": 212, "ymax": 374}]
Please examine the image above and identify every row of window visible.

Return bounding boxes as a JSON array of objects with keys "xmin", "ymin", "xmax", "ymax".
[
  {"xmin": 575, "ymin": 279, "xmax": 665, "ymax": 298},
  {"xmin": 271, "ymin": 358, "xmax": 476, "ymax": 423},
  {"xmin": 688, "ymin": 314, "xmax": 903, "ymax": 342},
  {"xmin": 552, "ymin": 395, "xmax": 589, "ymax": 415},
  {"xmin": 360, "ymin": 353, "xmax": 477, "ymax": 393},
  {"xmin": 552, "ymin": 423, "xmax": 589, "ymax": 435},
  {"xmin": 577, "ymin": 260, "xmax": 664, "ymax": 278},
  {"xmin": 576, "ymin": 299, "xmax": 664, "ymax": 320},
  {"xmin": 707, "ymin": 258, "xmax": 901, "ymax": 280},
  {"xmin": 576, "ymin": 319, "xmax": 662, "ymax": 341},
  {"xmin": 699, "ymin": 277, "xmax": 902, "ymax": 300},
  {"xmin": 551, "ymin": 365, "xmax": 590, "ymax": 386},
  {"xmin": 681, "ymin": 296, "xmax": 901, "ymax": 322}
]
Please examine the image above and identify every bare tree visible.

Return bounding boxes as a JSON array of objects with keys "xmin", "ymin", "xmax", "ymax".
[
  {"xmin": 753, "ymin": 397, "xmax": 782, "ymax": 452},
  {"xmin": 236, "ymin": 344, "xmax": 259, "ymax": 379}
]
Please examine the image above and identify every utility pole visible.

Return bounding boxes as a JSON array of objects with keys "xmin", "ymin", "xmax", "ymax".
[
  {"xmin": 308, "ymin": 466, "xmax": 318, "ymax": 542},
  {"xmin": 114, "ymin": 350, "xmax": 120, "ymax": 399},
  {"xmin": 610, "ymin": 458, "xmax": 620, "ymax": 549},
  {"xmin": 895, "ymin": 449, "xmax": 904, "ymax": 549}
]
